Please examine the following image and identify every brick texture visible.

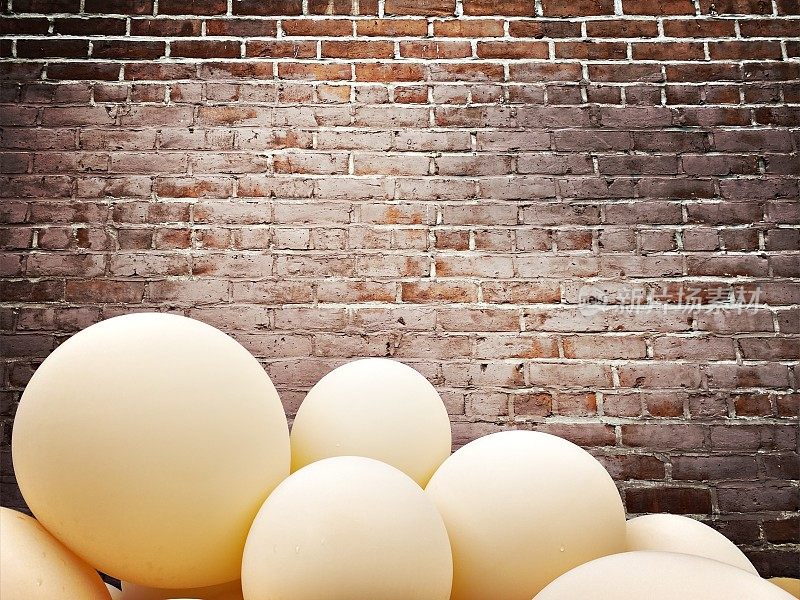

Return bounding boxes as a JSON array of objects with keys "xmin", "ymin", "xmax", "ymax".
[{"xmin": 0, "ymin": 1, "xmax": 798, "ymax": 577}]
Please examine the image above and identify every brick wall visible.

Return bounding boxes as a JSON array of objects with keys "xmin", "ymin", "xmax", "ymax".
[{"xmin": 0, "ymin": 0, "xmax": 798, "ymax": 577}]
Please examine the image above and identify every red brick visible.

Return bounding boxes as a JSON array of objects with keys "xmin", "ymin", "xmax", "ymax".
[
  {"xmin": 590, "ymin": 63, "xmax": 664, "ymax": 83},
  {"xmin": 171, "ymin": 40, "xmax": 241, "ymax": 59},
  {"xmin": 282, "ymin": 19, "xmax": 351, "ymax": 36},
  {"xmin": 542, "ymin": 0, "xmax": 614, "ymax": 16},
  {"xmin": 84, "ymin": 0, "xmax": 154, "ymax": 13},
  {"xmin": 385, "ymin": 0, "xmax": 455, "ymax": 15},
  {"xmin": 663, "ymin": 18, "xmax": 736, "ymax": 36},
  {"xmin": 699, "ymin": 0, "xmax": 772, "ymax": 13},
  {"xmin": 633, "ymin": 42, "xmax": 705, "ymax": 60},
  {"xmin": 429, "ymin": 62, "xmax": 505, "ymax": 82},
  {"xmin": 92, "ymin": 40, "xmax": 166, "ymax": 60},
  {"xmin": 247, "ymin": 40, "xmax": 316, "ymax": 58},
  {"xmin": 435, "ymin": 18, "xmax": 504, "ymax": 36},
  {"xmin": 624, "ymin": 0, "xmax": 694, "ymax": 13},
  {"xmin": 718, "ymin": 483, "xmax": 798, "ymax": 513},
  {"xmin": 322, "ymin": 40, "xmax": 394, "ymax": 59},
  {"xmin": 400, "ymin": 40, "xmax": 472, "ymax": 59},
  {"xmin": 279, "ymin": 62, "xmax": 351, "ymax": 81},
  {"xmin": 0, "ymin": 17, "xmax": 47, "ymax": 34},
  {"xmin": 513, "ymin": 393, "xmax": 553, "ymax": 417},
  {"xmin": 205, "ymin": 18, "xmax": 277, "ymax": 35},
  {"xmin": 587, "ymin": 19, "xmax": 658, "ymax": 37},
  {"xmin": 666, "ymin": 62, "xmax": 742, "ymax": 82},
  {"xmin": 356, "ymin": 63, "xmax": 425, "ymax": 82},
  {"xmin": 233, "ymin": 0, "xmax": 302, "ymax": 15},
  {"xmin": 626, "ymin": 486, "xmax": 713, "ymax": 514},
  {"xmin": 511, "ymin": 62, "xmax": 583, "ymax": 82},
  {"xmin": 510, "ymin": 19, "xmax": 582, "ymax": 37},
  {"xmin": 477, "ymin": 41, "xmax": 548, "ymax": 59},
  {"xmin": 357, "ymin": 18, "xmax": 427, "ymax": 36},
  {"xmin": 17, "ymin": 38, "xmax": 88, "ymax": 58},
  {"xmin": 12, "ymin": 0, "xmax": 78, "ymax": 11},
  {"xmin": 534, "ymin": 423, "xmax": 616, "ymax": 447},
  {"xmin": 710, "ymin": 40, "xmax": 783, "ymax": 59},
  {"xmin": 46, "ymin": 61, "xmax": 120, "ymax": 81},
  {"xmin": 464, "ymin": 0, "xmax": 534, "ymax": 15},
  {"xmin": 123, "ymin": 62, "xmax": 196, "ymax": 81},
  {"xmin": 131, "ymin": 18, "xmax": 202, "ymax": 36},
  {"xmin": 594, "ymin": 452, "xmax": 666, "ymax": 480},
  {"xmin": 159, "ymin": 0, "xmax": 226, "ymax": 13},
  {"xmin": 54, "ymin": 17, "xmax": 127, "ymax": 35},
  {"xmin": 556, "ymin": 41, "xmax": 627, "ymax": 60},
  {"xmin": 763, "ymin": 516, "xmax": 800, "ymax": 543},
  {"xmin": 305, "ymin": 0, "xmax": 352, "ymax": 13}
]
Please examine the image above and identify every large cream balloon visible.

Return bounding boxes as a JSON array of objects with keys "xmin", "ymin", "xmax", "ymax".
[
  {"xmin": 626, "ymin": 513, "xmax": 758, "ymax": 574},
  {"xmin": 770, "ymin": 578, "xmax": 800, "ymax": 598},
  {"xmin": 425, "ymin": 430, "xmax": 626, "ymax": 600},
  {"xmin": 0, "ymin": 507, "xmax": 111, "ymax": 599},
  {"xmin": 533, "ymin": 551, "xmax": 795, "ymax": 599},
  {"xmin": 290, "ymin": 358, "xmax": 451, "ymax": 486},
  {"xmin": 241, "ymin": 456, "xmax": 453, "ymax": 600},
  {"xmin": 12, "ymin": 313, "xmax": 290, "ymax": 588},
  {"xmin": 120, "ymin": 580, "xmax": 243, "ymax": 600}
]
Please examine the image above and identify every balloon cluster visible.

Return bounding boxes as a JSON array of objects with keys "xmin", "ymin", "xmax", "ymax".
[{"xmin": 2, "ymin": 313, "xmax": 797, "ymax": 600}]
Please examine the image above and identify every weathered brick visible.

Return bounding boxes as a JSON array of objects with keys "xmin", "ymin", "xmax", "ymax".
[
  {"xmin": 356, "ymin": 18, "xmax": 427, "ymax": 36},
  {"xmin": 232, "ymin": 0, "xmax": 302, "ymax": 15},
  {"xmin": 626, "ymin": 486, "xmax": 713, "ymax": 514},
  {"xmin": 464, "ymin": 0, "xmax": 534, "ymax": 15},
  {"xmin": 385, "ymin": 0, "xmax": 455, "ymax": 15},
  {"xmin": 542, "ymin": 0, "xmax": 613, "ymax": 15},
  {"xmin": 83, "ymin": 0, "xmax": 153, "ymax": 13},
  {"xmin": 159, "ymin": 0, "xmax": 226, "ymax": 14}
]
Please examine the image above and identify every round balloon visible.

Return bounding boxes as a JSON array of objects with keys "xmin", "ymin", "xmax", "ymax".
[
  {"xmin": 769, "ymin": 578, "xmax": 800, "ymax": 598},
  {"xmin": 0, "ymin": 507, "xmax": 111, "ymax": 599},
  {"xmin": 425, "ymin": 430, "xmax": 626, "ymax": 600},
  {"xmin": 241, "ymin": 456, "xmax": 453, "ymax": 600},
  {"xmin": 12, "ymin": 313, "xmax": 290, "ymax": 588},
  {"xmin": 533, "ymin": 551, "xmax": 795, "ymax": 600},
  {"xmin": 120, "ymin": 580, "xmax": 243, "ymax": 600},
  {"xmin": 290, "ymin": 358, "xmax": 451, "ymax": 486},
  {"xmin": 626, "ymin": 513, "xmax": 758, "ymax": 574}
]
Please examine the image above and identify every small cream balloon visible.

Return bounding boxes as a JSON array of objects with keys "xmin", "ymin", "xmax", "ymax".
[
  {"xmin": 533, "ymin": 551, "xmax": 795, "ymax": 600},
  {"xmin": 626, "ymin": 513, "xmax": 758, "ymax": 574},
  {"xmin": 12, "ymin": 313, "xmax": 290, "ymax": 588},
  {"xmin": 0, "ymin": 507, "xmax": 111, "ymax": 599},
  {"xmin": 119, "ymin": 580, "xmax": 243, "ymax": 600},
  {"xmin": 769, "ymin": 578, "xmax": 800, "ymax": 598},
  {"xmin": 290, "ymin": 358, "xmax": 452, "ymax": 486},
  {"xmin": 425, "ymin": 430, "xmax": 626, "ymax": 600},
  {"xmin": 241, "ymin": 456, "xmax": 453, "ymax": 600}
]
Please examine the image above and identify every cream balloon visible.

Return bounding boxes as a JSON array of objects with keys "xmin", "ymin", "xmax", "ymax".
[
  {"xmin": 120, "ymin": 580, "xmax": 243, "ymax": 600},
  {"xmin": 425, "ymin": 430, "xmax": 626, "ymax": 600},
  {"xmin": 12, "ymin": 312, "xmax": 290, "ymax": 588},
  {"xmin": 533, "ymin": 551, "xmax": 795, "ymax": 600},
  {"xmin": 0, "ymin": 507, "xmax": 111, "ymax": 599},
  {"xmin": 626, "ymin": 513, "xmax": 758, "ymax": 574},
  {"xmin": 770, "ymin": 578, "xmax": 800, "ymax": 598},
  {"xmin": 290, "ymin": 358, "xmax": 451, "ymax": 486},
  {"xmin": 107, "ymin": 583, "xmax": 124, "ymax": 599},
  {"xmin": 241, "ymin": 456, "xmax": 453, "ymax": 600}
]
